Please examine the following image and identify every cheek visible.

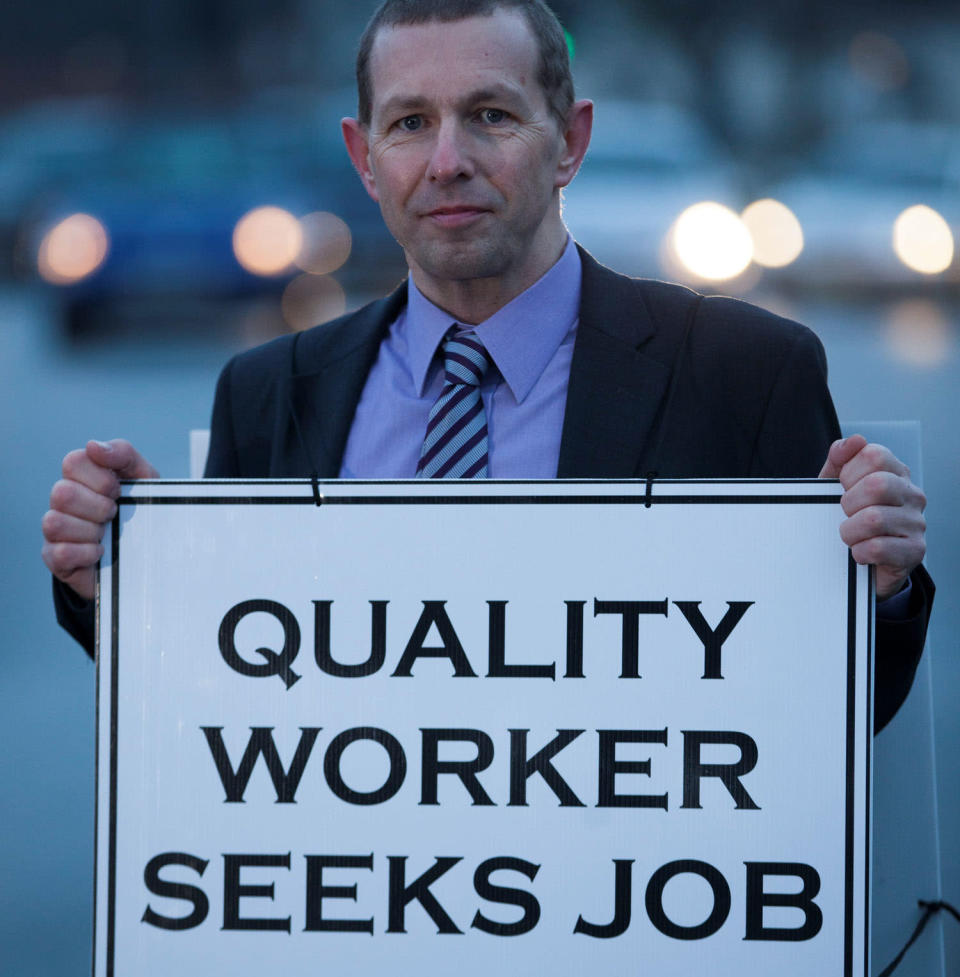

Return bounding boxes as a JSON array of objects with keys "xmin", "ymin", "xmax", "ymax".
[
  {"xmin": 515, "ymin": 158, "xmax": 560, "ymax": 205},
  {"xmin": 372, "ymin": 156, "xmax": 423, "ymax": 209}
]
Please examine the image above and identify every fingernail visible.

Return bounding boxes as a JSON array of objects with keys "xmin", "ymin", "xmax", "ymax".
[{"xmin": 95, "ymin": 440, "xmax": 112, "ymax": 452}]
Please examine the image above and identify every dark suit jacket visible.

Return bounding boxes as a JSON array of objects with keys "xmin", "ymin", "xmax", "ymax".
[{"xmin": 56, "ymin": 249, "xmax": 932, "ymax": 730}]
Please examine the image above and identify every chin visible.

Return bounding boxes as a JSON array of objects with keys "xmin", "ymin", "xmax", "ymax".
[{"xmin": 415, "ymin": 241, "xmax": 513, "ymax": 284}]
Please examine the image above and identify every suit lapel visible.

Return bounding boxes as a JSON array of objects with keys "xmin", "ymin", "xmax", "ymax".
[
  {"xmin": 286, "ymin": 284, "xmax": 408, "ymax": 476},
  {"xmin": 557, "ymin": 250, "xmax": 674, "ymax": 478}
]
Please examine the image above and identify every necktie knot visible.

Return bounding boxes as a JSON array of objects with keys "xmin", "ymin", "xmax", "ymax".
[{"xmin": 442, "ymin": 332, "xmax": 491, "ymax": 388}]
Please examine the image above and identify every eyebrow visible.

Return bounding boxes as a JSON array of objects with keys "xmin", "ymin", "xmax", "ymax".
[
  {"xmin": 465, "ymin": 87, "xmax": 526, "ymax": 107},
  {"xmin": 378, "ymin": 95, "xmax": 429, "ymax": 117},
  {"xmin": 377, "ymin": 85, "xmax": 528, "ymax": 120}
]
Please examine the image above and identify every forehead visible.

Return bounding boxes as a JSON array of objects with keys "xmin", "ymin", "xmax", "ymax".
[{"xmin": 367, "ymin": 10, "xmax": 543, "ymax": 116}]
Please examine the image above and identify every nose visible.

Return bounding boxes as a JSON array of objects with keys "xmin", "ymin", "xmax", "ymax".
[{"xmin": 427, "ymin": 120, "xmax": 474, "ymax": 184}]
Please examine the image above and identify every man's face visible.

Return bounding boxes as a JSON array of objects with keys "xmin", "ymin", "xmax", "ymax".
[{"xmin": 343, "ymin": 10, "xmax": 584, "ymax": 303}]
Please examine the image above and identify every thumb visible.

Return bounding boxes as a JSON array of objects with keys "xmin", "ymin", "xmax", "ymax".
[
  {"xmin": 86, "ymin": 439, "xmax": 160, "ymax": 479},
  {"xmin": 818, "ymin": 434, "xmax": 866, "ymax": 479}
]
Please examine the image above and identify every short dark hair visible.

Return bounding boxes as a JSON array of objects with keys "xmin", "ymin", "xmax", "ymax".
[{"xmin": 356, "ymin": 0, "xmax": 574, "ymax": 128}]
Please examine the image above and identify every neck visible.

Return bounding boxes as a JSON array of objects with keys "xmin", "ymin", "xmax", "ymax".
[{"xmin": 409, "ymin": 227, "xmax": 568, "ymax": 325}]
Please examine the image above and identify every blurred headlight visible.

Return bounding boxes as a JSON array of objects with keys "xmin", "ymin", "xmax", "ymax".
[
  {"xmin": 38, "ymin": 214, "xmax": 109, "ymax": 285},
  {"xmin": 892, "ymin": 205, "xmax": 954, "ymax": 275},
  {"xmin": 295, "ymin": 212, "xmax": 352, "ymax": 276},
  {"xmin": 741, "ymin": 199, "xmax": 804, "ymax": 268},
  {"xmin": 670, "ymin": 202, "xmax": 753, "ymax": 281},
  {"xmin": 233, "ymin": 206, "xmax": 303, "ymax": 276}
]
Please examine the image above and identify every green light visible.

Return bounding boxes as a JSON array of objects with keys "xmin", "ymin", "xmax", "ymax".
[{"xmin": 564, "ymin": 28, "xmax": 575, "ymax": 62}]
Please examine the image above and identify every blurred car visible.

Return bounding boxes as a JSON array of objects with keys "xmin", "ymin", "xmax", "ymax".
[
  {"xmin": 758, "ymin": 120, "xmax": 960, "ymax": 289},
  {"xmin": 561, "ymin": 100, "xmax": 744, "ymax": 280},
  {"xmin": 7, "ymin": 90, "xmax": 406, "ymax": 339}
]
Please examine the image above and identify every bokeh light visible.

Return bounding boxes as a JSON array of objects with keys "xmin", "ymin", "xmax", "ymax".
[
  {"xmin": 892, "ymin": 205, "xmax": 954, "ymax": 275},
  {"xmin": 281, "ymin": 274, "xmax": 347, "ymax": 331},
  {"xmin": 37, "ymin": 214, "xmax": 109, "ymax": 285},
  {"xmin": 741, "ymin": 199, "xmax": 804, "ymax": 268},
  {"xmin": 849, "ymin": 31, "xmax": 910, "ymax": 91},
  {"xmin": 887, "ymin": 299, "xmax": 953, "ymax": 368},
  {"xmin": 295, "ymin": 212, "xmax": 352, "ymax": 276},
  {"xmin": 233, "ymin": 206, "xmax": 303, "ymax": 276},
  {"xmin": 670, "ymin": 202, "xmax": 753, "ymax": 281}
]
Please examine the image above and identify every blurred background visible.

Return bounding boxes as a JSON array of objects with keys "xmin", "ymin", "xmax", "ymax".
[{"xmin": 1, "ymin": 0, "xmax": 956, "ymax": 974}]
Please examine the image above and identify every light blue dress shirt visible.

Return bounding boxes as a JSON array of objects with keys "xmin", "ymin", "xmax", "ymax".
[{"xmin": 340, "ymin": 236, "xmax": 581, "ymax": 479}]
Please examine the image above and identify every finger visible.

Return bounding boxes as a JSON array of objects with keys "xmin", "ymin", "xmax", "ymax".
[
  {"xmin": 41, "ymin": 541, "xmax": 103, "ymax": 598},
  {"xmin": 49, "ymin": 478, "xmax": 119, "ymax": 524},
  {"xmin": 846, "ymin": 531, "xmax": 926, "ymax": 571},
  {"xmin": 85, "ymin": 439, "xmax": 160, "ymax": 479},
  {"xmin": 61, "ymin": 448, "xmax": 123, "ymax": 498},
  {"xmin": 41, "ymin": 509, "xmax": 108, "ymax": 545},
  {"xmin": 838, "ymin": 504, "xmax": 926, "ymax": 548},
  {"xmin": 819, "ymin": 434, "xmax": 867, "ymax": 478},
  {"xmin": 835, "ymin": 442, "xmax": 910, "ymax": 491},
  {"xmin": 839, "ymin": 471, "xmax": 925, "ymax": 517}
]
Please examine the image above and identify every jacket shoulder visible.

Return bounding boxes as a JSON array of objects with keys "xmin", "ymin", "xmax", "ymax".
[
  {"xmin": 224, "ymin": 295, "xmax": 391, "ymax": 385},
  {"xmin": 578, "ymin": 260, "xmax": 836, "ymax": 477},
  {"xmin": 629, "ymin": 274, "xmax": 819, "ymax": 353},
  {"xmin": 577, "ymin": 248, "xmax": 817, "ymax": 361},
  {"xmin": 205, "ymin": 289, "xmax": 404, "ymax": 476},
  {"xmin": 623, "ymin": 274, "xmax": 829, "ymax": 384}
]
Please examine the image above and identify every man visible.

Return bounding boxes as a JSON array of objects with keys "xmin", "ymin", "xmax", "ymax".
[{"xmin": 43, "ymin": 0, "xmax": 930, "ymax": 731}]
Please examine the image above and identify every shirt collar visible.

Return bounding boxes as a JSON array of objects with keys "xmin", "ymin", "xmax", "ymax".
[{"xmin": 406, "ymin": 236, "xmax": 581, "ymax": 401}]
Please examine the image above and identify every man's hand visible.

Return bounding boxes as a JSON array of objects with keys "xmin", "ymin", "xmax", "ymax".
[
  {"xmin": 819, "ymin": 435, "xmax": 926, "ymax": 600},
  {"xmin": 42, "ymin": 440, "xmax": 158, "ymax": 601}
]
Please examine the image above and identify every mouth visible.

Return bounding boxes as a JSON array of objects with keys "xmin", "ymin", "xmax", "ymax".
[{"xmin": 423, "ymin": 206, "xmax": 491, "ymax": 228}]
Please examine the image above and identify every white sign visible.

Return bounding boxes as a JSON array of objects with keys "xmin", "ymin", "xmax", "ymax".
[{"xmin": 95, "ymin": 479, "xmax": 873, "ymax": 977}]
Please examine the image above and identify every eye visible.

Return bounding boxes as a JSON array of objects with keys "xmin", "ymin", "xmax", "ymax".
[
  {"xmin": 398, "ymin": 115, "xmax": 423, "ymax": 132},
  {"xmin": 478, "ymin": 108, "xmax": 507, "ymax": 125}
]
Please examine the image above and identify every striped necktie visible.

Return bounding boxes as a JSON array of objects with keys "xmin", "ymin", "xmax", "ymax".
[{"xmin": 416, "ymin": 331, "xmax": 492, "ymax": 478}]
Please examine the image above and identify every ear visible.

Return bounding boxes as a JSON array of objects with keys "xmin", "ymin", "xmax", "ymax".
[
  {"xmin": 341, "ymin": 118, "xmax": 380, "ymax": 202},
  {"xmin": 555, "ymin": 99, "xmax": 593, "ymax": 189}
]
